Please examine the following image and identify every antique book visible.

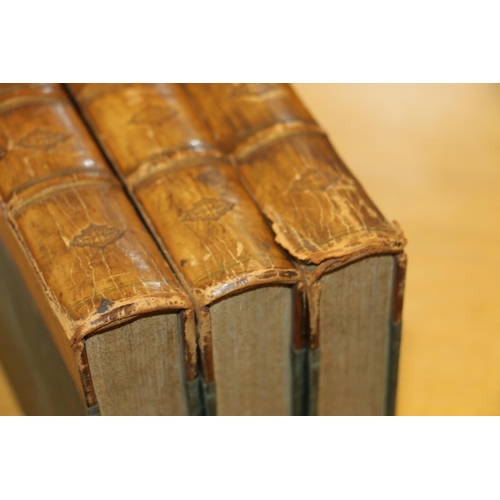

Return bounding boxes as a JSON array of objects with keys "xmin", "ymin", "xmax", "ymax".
[
  {"xmin": 184, "ymin": 83, "xmax": 407, "ymax": 416},
  {"xmin": 0, "ymin": 83, "xmax": 199, "ymax": 416},
  {"xmin": 67, "ymin": 83, "xmax": 304, "ymax": 416}
]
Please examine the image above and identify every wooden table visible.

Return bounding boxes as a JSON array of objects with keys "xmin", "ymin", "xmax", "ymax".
[{"xmin": 2, "ymin": 84, "xmax": 499, "ymax": 415}]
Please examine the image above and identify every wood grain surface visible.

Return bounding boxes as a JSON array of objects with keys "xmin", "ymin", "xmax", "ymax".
[{"xmin": 2, "ymin": 84, "xmax": 499, "ymax": 416}]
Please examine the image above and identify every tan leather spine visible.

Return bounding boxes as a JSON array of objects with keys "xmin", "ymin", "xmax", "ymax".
[
  {"xmin": 184, "ymin": 84, "xmax": 407, "ymax": 351},
  {"xmin": 184, "ymin": 83, "xmax": 406, "ymax": 268},
  {"xmin": 0, "ymin": 84, "xmax": 196, "ymax": 406},
  {"xmin": 67, "ymin": 83, "xmax": 301, "ymax": 384}
]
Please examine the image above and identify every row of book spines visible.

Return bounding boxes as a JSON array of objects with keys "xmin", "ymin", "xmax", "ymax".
[
  {"xmin": 67, "ymin": 83, "xmax": 404, "ymax": 275},
  {"xmin": 65, "ymin": 83, "xmax": 307, "ymax": 388},
  {"xmin": 1, "ymin": 82, "xmax": 403, "ymax": 343},
  {"xmin": 0, "ymin": 84, "xmax": 306, "ymax": 394},
  {"xmin": 64, "ymin": 83, "xmax": 406, "ymax": 414},
  {"xmin": 0, "ymin": 84, "xmax": 406, "ymax": 414}
]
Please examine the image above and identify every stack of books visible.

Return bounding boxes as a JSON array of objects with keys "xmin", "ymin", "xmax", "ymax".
[{"xmin": 0, "ymin": 83, "xmax": 406, "ymax": 416}]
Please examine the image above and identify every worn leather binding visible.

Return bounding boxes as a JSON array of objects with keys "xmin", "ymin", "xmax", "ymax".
[
  {"xmin": 0, "ymin": 84, "xmax": 198, "ymax": 415},
  {"xmin": 67, "ymin": 83, "xmax": 303, "ymax": 415},
  {"xmin": 184, "ymin": 83, "xmax": 407, "ymax": 415}
]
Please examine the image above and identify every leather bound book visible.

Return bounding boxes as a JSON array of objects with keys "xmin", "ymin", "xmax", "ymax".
[
  {"xmin": 67, "ymin": 83, "xmax": 303, "ymax": 416},
  {"xmin": 0, "ymin": 84, "xmax": 198, "ymax": 416},
  {"xmin": 184, "ymin": 83, "xmax": 407, "ymax": 416}
]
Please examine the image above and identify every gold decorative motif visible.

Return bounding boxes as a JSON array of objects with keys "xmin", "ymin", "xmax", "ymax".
[
  {"xmin": 70, "ymin": 224, "xmax": 125, "ymax": 249},
  {"xmin": 289, "ymin": 170, "xmax": 340, "ymax": 192},
  {"xmin": 182, "ymin": 198, "xmax": 234, "ymax": 222},
  {"xmin": 228, "ymin": 83, "xmax": 281, "ymax": 99},
  {"xmin": 17, "ymin": 128, "xmax": 69, "ymax": 151},
  {"xmin": 129, "ymin": 105, "xmax": 178, "ymax": 125},
  {"xmin": 196, "ymin": 169, "xmax": 225, "ymax": 188}
]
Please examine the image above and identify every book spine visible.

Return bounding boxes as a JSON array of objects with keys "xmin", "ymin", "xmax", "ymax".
[
  {"xmin": 0, "ymin": 84, "xmax": 196, "ymax": 408},
  {"xmin": 183, "ymin": 83, "xmax": 406, "ymax": 267},
  {"xmin": 184, "ymin": 84, "xmax": 407, "ymax": 415},
  {"xmin": 66, "ymin": 83, "xmax": 303, "ymax": 401}
]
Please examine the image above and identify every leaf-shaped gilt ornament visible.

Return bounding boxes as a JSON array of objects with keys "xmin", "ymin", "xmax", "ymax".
[
  {"xmin": 289, "ymin": 170, "xmax": 340, "ymax": 192},
  {"xmin": 182, "ymin": 198, "xmax": 234, "ymax": 222},
  {"xmin": 129, "ymin": 105, "xmax": 178, "ymax": 125},
  {"xmin": 228, "ymin": 83, "xmax": 281, "ymax": 99},
  {"xmin": 70, "ymin": 224, "xmax": 125, "ymax": 249},
  {"xmin": 17, "ymin": 128, "xmax": 69, "ymax": 151}
]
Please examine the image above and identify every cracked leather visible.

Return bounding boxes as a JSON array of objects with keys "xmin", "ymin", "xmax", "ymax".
[
  {"xmin": 67, "ymin": 83, "xmax": 301, "ymax": 383},
  {"xmin": 0, "ymin": 84, "xmax": 196, "ymax": 406}
]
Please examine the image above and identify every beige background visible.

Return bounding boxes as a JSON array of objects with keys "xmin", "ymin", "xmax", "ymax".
[{"xmin": 2, "ymin": 84, "xmax": 499, "ymax": 416}]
